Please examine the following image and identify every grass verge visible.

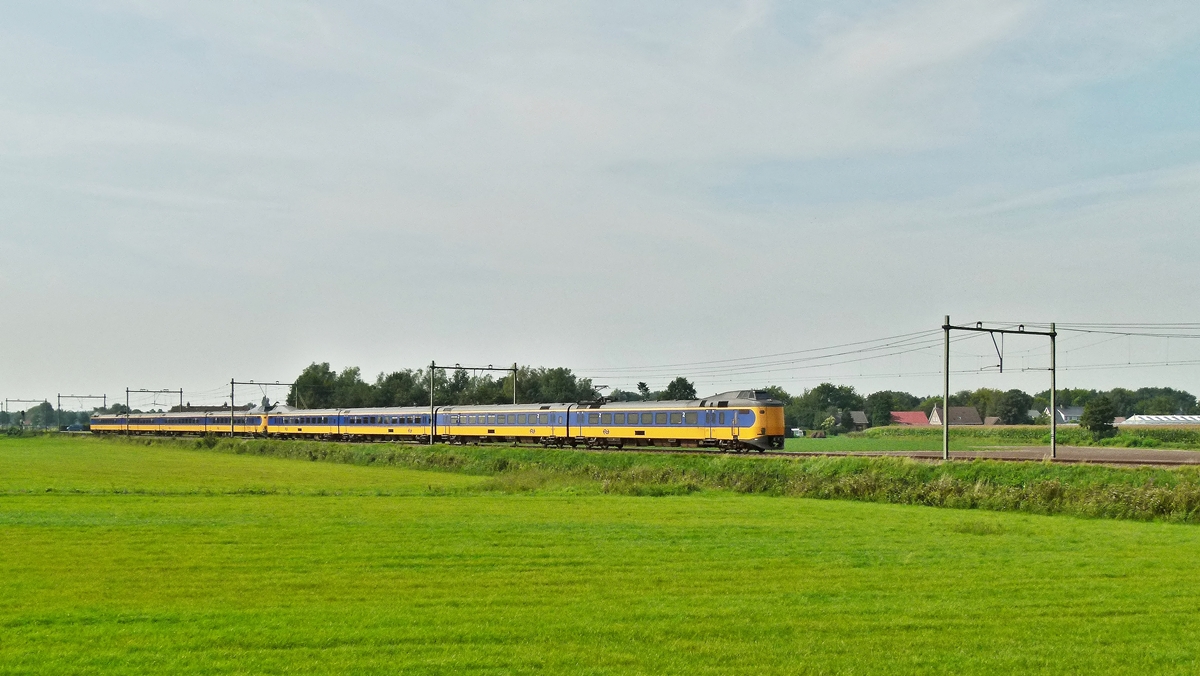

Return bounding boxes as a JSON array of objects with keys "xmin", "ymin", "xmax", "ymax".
[
  {"xmin": 77, "ymin": 433, "xmax": 1200, "ymax": 523},
  {"xmin": 860, "ymin": 423, "xmax": 1200, "ymax": 449}
]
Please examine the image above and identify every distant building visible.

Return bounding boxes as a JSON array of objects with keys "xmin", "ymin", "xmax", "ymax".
[
  {"xmin": 891, "ymin": 411, "xmax": 930, "ymax": 426},
  {"xmin": 1045, "ymin": 406, "xmax": 1084, "ymax": 424},
  {"xmin": 929, "ymin": 405, "xmax": 983, "ymax": 426},
  {"xmin": 984, "ymin": 416, "xmax": 1000, "ymax": 426},
  {"xmin": 1120, "ymin": 415, "xmax": 1200, "ymax": 426},
  {"xmin": 847, "ymin": 411, "xmax": 869, "ymax": 432}
]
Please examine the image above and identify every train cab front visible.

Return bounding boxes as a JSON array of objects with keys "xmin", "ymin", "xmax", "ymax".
[{"xmin": 705, "ymin": 390, "xmax": 787, "ymax": 451}]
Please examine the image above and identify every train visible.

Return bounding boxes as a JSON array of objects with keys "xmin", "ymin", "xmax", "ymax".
[{"xmin": 90, "ymin": 389, "xmax": 786, "ymax": 451}]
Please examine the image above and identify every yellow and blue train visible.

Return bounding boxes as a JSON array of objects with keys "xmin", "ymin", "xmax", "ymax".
[{"xmin": 90, "ymin": 390, "xmax": 786, "ymax": 451}]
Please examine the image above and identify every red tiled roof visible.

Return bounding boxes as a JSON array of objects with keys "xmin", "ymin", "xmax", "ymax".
[{"xmin": 890, "ymin": 411, "xmax": 929, "ymax": 426}]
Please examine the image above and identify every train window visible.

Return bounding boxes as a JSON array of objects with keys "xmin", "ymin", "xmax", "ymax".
[
  {"xmin": 670, "ymin": 413, "xmax": 682, "ymax": 425},
  {"xmin": 538, "ymin": 413, "xmax": 547, "ymax": 424},
  {"xmin": 517, "ymin": 414, "xmax": 526, "ymax": 424},
  {"xmin": 655, "ymin": 412, "xmax": 667, "ymax": 425},
  {"xmin": 487, "ymin": 415, "xmax": 496, "ymax": 424},
  {"xmin": 601, "ymin": 413, "xmax": 612, "ymax": 425},
  {"xmin": 614, "ymin": 413, "xmax": 625, "ymax": 424},
  {"xmin": 587, "ymin": 413, "xmax": 599, "ymax": 424},
  {"xmin": 685, "ymin": 412, "xmax": 698, "ymax": 425},
  {"xmin": 505, "ymin": 414, "xmax": 513, "ymax": 424}
]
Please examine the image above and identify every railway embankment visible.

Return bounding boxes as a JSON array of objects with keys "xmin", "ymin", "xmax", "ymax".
[
  {"xmin": 859, "ymin": 424, "xmax": 1200, "ymax": 449},
  {"xmin": 104, "ymin": 434, "xmax": 1200, "ymax": 523}
]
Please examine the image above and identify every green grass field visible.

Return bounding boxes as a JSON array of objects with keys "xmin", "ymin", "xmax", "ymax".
[{"xmin": 4, "ymin": 436, "xmax": 1200, "ymax": 673}]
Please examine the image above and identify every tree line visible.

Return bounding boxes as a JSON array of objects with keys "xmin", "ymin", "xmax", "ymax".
[
  {"xmin": 1, "ymin": 403, "xmax": 92, "ymax": 429},
  {"xmin": 284, "ymin": 363, "xmax": 706, "ymax": 409},
  {"xmin": 283, "ymin": 362, "xmax": 1198, "ymax": 433},
  {"xmin": 771, "ymin": 384, "xmax": 1198, "ymax": 432}
]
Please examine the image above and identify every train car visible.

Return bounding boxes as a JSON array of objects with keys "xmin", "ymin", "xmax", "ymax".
[
  {"xmin": 434, "ymin": 390, "xmax": 783, "ymax": 450},
  {"xmin": 88, "ymin": 412, "xmax": 267, "ymax": 436},
  {"xmin": 89, "ymin": 414, "xmax": 126, "ymax": 434},
  {"xmin": 267, "ymin": 407, "xmax": 433, "ymax": 441},
  {"xmin": 438, "ymin": 404, "xmax": 572, "ymax": 445}
]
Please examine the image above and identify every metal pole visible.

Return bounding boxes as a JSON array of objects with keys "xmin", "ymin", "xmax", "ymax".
[
  {"xmin": 57, "ymin": 394, "xmax": 61, "ymax": 429},
  {"xmin": 179, "ymin": 389, "xmax": 184, "ymax": 410},
  {"xmin": 429, "ymin": 361, "xmax": 435, "ymax": 446},
  {"xmin": 230, "ymin": 379, "xmax": 235, "ymax": 437},
  {"xmin": 942, "ymin": 315, "xmax": 950, "ymax": 461},
  {"xmin": 1050, "ymin": 322, "xmax": 1057, "ymax": 460},
  {"xmin": 513, "ymin": 363, "xmax": 518, "ymax": 405}
]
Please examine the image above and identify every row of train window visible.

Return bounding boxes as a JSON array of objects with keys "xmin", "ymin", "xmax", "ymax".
[
  {"xmin": 269, "ymin": 415, "xmax": 429, "ymax": 426},
  {"xmin": 448, "ymin": 413, "xmax": 555, "ymax": 425},
  {"xmin": 342, "ymin": 415, "xmax": 427, "ymax": 425},
  {"xmin": 446, "ymin": 410, "xmax": 752, "ymax": 426},
  {"xmin": 100, "ymin": 417, "xmax": 261, "ymax": 425}
]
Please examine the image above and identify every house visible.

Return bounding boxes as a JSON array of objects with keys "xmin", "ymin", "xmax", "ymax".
[
  {"xmin": 984, "ymin": 416, "xmax": 1000, "ymax": 426},
  {"xmin": 847, "ymin": 411, "xmax": 869, "ymax": 432},
  {"xmin": 1045, "ymin": 406, "xmax": 1084, "ymax": 424},
  {"xmin": 891, "ymin": 411, "xmax": 930, "ymax": 426},
  {"xmin": 929, "ymin": 405, "xmax": 983, "ymax": 426}
]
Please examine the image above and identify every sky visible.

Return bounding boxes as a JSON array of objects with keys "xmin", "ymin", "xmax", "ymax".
[{"xmin": 3, "ymin": 0, "xmax": 1200, "ymax": 409}]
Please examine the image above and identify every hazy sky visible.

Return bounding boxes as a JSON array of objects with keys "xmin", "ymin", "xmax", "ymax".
[{"xmin": 3, "ymin": 0, "xmax": 1200, "ymax": 409}]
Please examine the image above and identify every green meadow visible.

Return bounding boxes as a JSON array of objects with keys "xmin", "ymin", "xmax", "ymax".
[{"xmin": 3, "ymin": 435, "xmax": 1200, "ymax": 674}]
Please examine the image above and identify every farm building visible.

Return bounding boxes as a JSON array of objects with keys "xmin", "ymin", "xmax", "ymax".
[
  {"xmin": 1046, "ymin": 406, "xmax": 1084, "ymax": 424},
  {"xmin": 929, "ymin": 405, "xmax": 983, "ymax": 426},
  {"xmin": 891, "ymin": 411, "xmax": 930, "ymax": 426},
  {"xmin": 1120, "ymin": 415, "xmax": 1200, "ymax": 425},
  {"xmin": 847, "ymin": 411, "xmax": 869, "ymax": 432}
]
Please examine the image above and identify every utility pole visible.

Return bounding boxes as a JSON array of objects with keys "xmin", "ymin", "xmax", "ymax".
[
  {"xmin": 57, "ymin": 395, "xmax": 108, "ymax": 430},
  {"xmin": 513, "ymin": 362, "xmax": 518, "ymax": 405},
  {"xmin": 1050, "ymin": 322, "xmax": 1057, "ymax": 459},
  {"xmin": 942, "ymin": 315, "xmax": 950, "ymax": 461},
  {"xmin": 228, "ymin": 380, "xmax": 293, "ymax": 438},
  {"xmin": 942, "ymin": 319, "xmax": 1058, "ymax": 462},
  {"xmin": 125, "ymin": 388, "xmax": 181, "ymax": 412},
  {"xmin": 429, "ymin": 361, "xmax": 435, "ymax": 446}
]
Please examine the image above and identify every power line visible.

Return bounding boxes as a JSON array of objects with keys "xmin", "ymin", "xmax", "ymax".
[{"xmin": 578, "ymin": 330, "xmax": 941, "ymax": 373}]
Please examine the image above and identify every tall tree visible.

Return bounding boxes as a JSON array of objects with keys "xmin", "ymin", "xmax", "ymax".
[
  {"xmin": 663, "ymin": 377, "xmax": 697, "ymax": 400},
  {"xmin": 1080, "ymin": 396, "xmax": 1116, "ymax": 436},
  {"xmin": 994, "ymin": 389, "xmax": 1033, "ymax": 425},
  {"xmin": 289, "ymin": 362, "xmax": 337, "ymax": 408}
]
